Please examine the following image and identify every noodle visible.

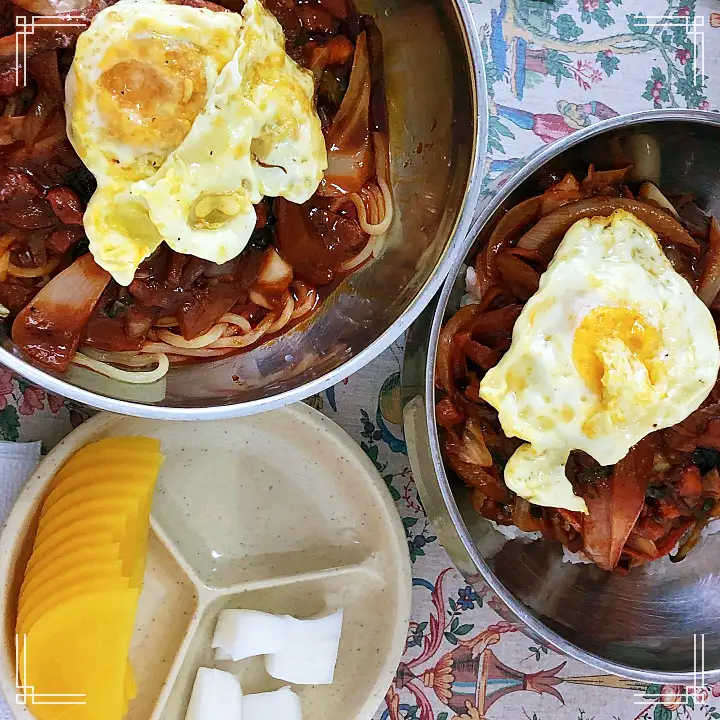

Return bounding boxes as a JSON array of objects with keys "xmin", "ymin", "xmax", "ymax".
[
  {"xmin": 80, "ymin": 347, "xmax": 163, "ymax": 367},
  {"xmin": 219, "ymin": 313, "xmax": 252, "ymax": 332},
  {"xmin": 157, "ymin": 323, "xmax": 229, "ymax": 349},
  {"xmin": 207, "ymin": 313, "xmax": 276, "ymax": 349},
  {"xmin": 267, "ymin": 293, "xmax": 294, "ymax": 333},
  {"xmin": 340, "ymin": 236, "xmax": 377, "ymax": 272},
  {"xmin": 350, "ymin": 181, "xmax": 393, "ymax": 236},
  {"xmin": 141, "ymin": 342, "xmax": 235, "ymax": 358},
  {"xmin": 72, "ymin": 351, "xmax": 169, "ymax": 384},
  {"xmin": 290, "ymin": 281, "xmax": 317, "ymax": 319}
]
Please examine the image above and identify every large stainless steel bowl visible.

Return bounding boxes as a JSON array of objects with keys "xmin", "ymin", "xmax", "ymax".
[
  {"xmin": 403, "ymin": 110, "xmax": 720, "ymax": 683},
  {"xmin": 0, "ymin": 0, "xmax": 486, "ymax": 420}
]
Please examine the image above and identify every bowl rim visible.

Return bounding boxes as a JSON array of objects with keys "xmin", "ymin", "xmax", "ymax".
[
  {"xmin": 0, "ymin": 0, "xmax": 488, "ymax": 421},
  {"xmin": 423, "ymin": 108, "xmax": 720, "ymax": 683}
]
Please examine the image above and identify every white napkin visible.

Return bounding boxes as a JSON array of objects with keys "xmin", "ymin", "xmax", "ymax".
[{"xmin": 0, "ymin": 441, "xmax": 41, "ymax": 720}]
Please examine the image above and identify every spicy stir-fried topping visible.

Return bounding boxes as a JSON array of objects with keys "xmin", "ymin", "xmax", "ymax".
[
  {"xmin": 0, "ymin": 0, "xmax": 392, "ymax": 382},
  {"xmin": 436, "ymin": 166, "xmax": 720, "ymax": 572}
]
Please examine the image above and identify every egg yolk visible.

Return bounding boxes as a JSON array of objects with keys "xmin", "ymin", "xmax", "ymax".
[
  {"xmin": 572, "ymin": 306, "xmax": 661, "ymax": 398},
  {"xmin": 98, "ymin": 37, "xmax": 208, "ymax": 151}
]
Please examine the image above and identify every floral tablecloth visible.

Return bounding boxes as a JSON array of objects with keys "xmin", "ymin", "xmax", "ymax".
[{"xmin": 3, "ymin": 1, "xmax": 720, "ymax": 719}]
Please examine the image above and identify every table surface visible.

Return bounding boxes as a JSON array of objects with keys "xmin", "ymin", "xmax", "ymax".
[{"xmin": 5, "ymin": 1, "xmax": 720, "ymax": 719}]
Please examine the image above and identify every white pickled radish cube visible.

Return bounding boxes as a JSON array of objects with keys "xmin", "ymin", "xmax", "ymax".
[
  {"xmin": 212, "ymin": 609, "xmax": 287, "ymax": 661},
  {"xmin": 265, "ymin": 609, "xmax": 343, "ymax": 685},
  {"xmin": 244, "ymin": 686, "xmax": 302, "ymax": 720},
  {"xmin": 185, "ymin": 667, "xmax": 243, "ymax": 720}
]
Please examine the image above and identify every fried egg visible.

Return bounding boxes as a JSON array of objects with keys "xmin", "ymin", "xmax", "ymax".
[
  {"xmin": 479, "ymin": 209, "xmax": 720, "ymax": 513},
  {"xmin": 66, "ymin": 0, "xmax": 242, "ymax": 185},
  {"xmin": 131, "ymin": 0, "xmax": 326, "ymax": 265},
  {"xmin": 66, "ymin": 0, "xmax": 327, "ymax": 285}
]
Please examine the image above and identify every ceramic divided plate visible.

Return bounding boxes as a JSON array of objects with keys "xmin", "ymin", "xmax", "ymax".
[{"xmin": 0, "ymin": 404, "xmax": 411, "ymax": 720}]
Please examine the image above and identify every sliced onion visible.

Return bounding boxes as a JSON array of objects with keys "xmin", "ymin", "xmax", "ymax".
[
  {"xmin": 460, "ymin": 420, "xmax": 493, "ymax": 467},
  {"xmin": 267, "ymin": 293, "xmax": 294, "ymax": 333},
  {"xmin": 638, "ymin": 181, "xmax": 680, "ymax": 219},
  {"xmin": 318, "ymin": 32, "xmax": 374, "ymax": 197},
  {"xmin": 699, "ymin": 217, "xmax": 720, "ymax": 305},
  {"xmin": 517, "ymin": 197, "xmax": 699, "ymax": 257},
  {"xmin": 255, "ymin": 247, "xmax": 293, "ymax": 290},
  {"xmin": 629, "ymin": 133, "xmax": 661, "ymax": 184},
  {"xmin": 12, "ymin": 254, "xmax": 110, "ymax": 371},
  {"xmin": 580, "ymin": 165, "xmax": 631, "ymax": 196},
  {"xmin": 339, "ymin": 236, "xmax": 376, "ymax": 272},
  {"xmin": 435, "ymin": 304, "xmax": 481, "ymax": 394},
  {"xmin": 581, "ymin": 437, "xmax": 655, "ymax": 570},
  {"xmin": 73, "ymin": 352, "xmax": 169, "ymax": 384},
  {"xmin": 495, "ymin": 251, "xmax": 540, "ymax": 300},
  {"xmin": 249, "ymin": 289, "xmax": 273, "ymax": 309},
  {"xmin": 474, "ymin": 195, "xmax": 544, "ymax": 301}
]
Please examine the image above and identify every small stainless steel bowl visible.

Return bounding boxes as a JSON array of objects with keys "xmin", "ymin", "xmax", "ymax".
[
  {"xmin": 0, "ymin": 0, "xmax": 486, "ymax": 420},
  {"xmin": 403, "ymin": 110, "xmax": 720, "ymax": 683}
]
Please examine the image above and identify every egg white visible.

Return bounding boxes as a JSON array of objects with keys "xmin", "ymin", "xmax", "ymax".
[
  {"xmin": 66, "ymin": 0, "xmax": 243, "ymax": 185},
  {"xmin": 479, "ymin": 209, "xmax": 720, "ymax": 512},
  {"xmin": 66, "ymin": 0, "xmax": 327, "ymax": 285},
  {"xmin": 131, "ymin": 0, "xmax": 326, "ymax": 264}
]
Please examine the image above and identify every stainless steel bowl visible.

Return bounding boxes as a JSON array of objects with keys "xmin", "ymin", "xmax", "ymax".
[
  {"xmin": 0, "ymin": 0, "xmax": 487, "ymax": 420},
  {"xmin": 403, "ymin": 110, "xmax": 720, "ymax": 683}
]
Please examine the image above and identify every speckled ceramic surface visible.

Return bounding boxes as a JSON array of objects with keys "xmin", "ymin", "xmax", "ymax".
[{"xmin": 0, "ymin": 405, "xmax": 412, "ymax": 720}]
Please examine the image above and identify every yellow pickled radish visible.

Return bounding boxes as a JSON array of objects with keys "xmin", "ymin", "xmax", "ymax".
[
  {"xmin": 22, "ymin": 589, "xmax": 140, "ymax": 720},
  {"xmin": 39, "ymin": 482, "xmax": 148, "ymax": 531},
  {"xmin": 19, "ymin": 576, "xmax": 132, "ymax": 638},
  {"xmin": 19, "ymin": 560, "xmax": 126, "ymax": 631},
  {"xmin": 25, "ymin": 531, "xmax": 118, "ymax": 576},
  {"xmin": 33, "ymin": 498, "xmax": 141, "ymax": 551},
  {"xmin": 48, "ymin": 436, "xmax": 160, "ymax": 479},
  {"xmin": 20, "ymin": 543, "xmax": 122, "ymax": 605},
  {"xmin": 35, "ymin": 495, "xmax": 147, "ymax": 582},
  {"xmin": 15, "ymin": 436, "xmax": 162, "ymax": 719},
  {"xmin": 48, "ymin": 437, "xmax": 160, "ymax": 486},
  {"xmin": 125, "ymin": 664, "xmax": 137, "ymax": 702},
  {"xmin": 41, "ymin": 471, "xmax": 153, "ymax": 517}
]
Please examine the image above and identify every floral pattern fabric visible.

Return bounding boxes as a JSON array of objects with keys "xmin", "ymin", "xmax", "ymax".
[{"xmin": 3, "ymin": 1, "xmax": 720, "ymax": 718}]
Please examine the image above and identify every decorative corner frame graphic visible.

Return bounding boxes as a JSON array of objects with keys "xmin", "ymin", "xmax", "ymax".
[
  {"xmin": 14, "ymin": 14, "xmax": 85, "ymax": 89},
  {"xmin": 641, "ymin": 14, "xmax": 705, "ymax": 86},
  {"xmin": 633, "ymin": 634, "xmax": 706, "ymax": 708},
  {"xmin": 15, "ymin": 634, "xmax": 86, "ymax": 706}
]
